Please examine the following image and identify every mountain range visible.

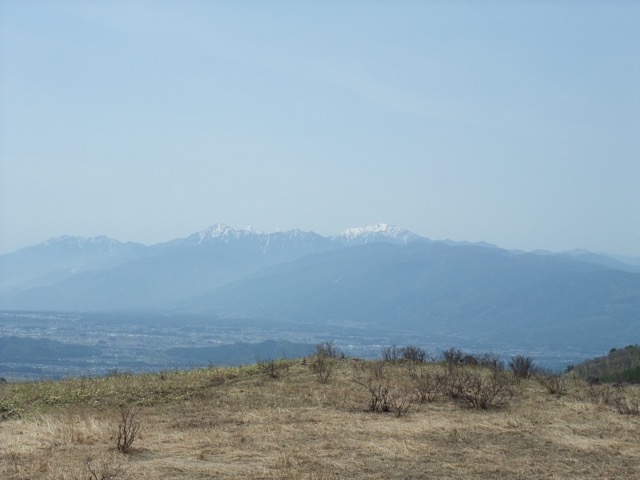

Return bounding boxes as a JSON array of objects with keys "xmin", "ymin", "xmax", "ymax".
[{"xmin": 1, "ymin": 223, "xmax": 639, "ymax": 352}]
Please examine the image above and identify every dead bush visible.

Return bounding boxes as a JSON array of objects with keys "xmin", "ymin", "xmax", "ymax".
[
  {"xmin": 408, "ymin": 365, "xmax": 443, "ymax": 403},
  {"xmin": 402, "ymin": 346, "xmax": 429, "ymax": 363},
  {"xmin": 457, "ymin": 371, "xmax": 514, "ymax": 409},
  {"xmin": 381, "ymin": 345, "xmax": 430, "ymax": 363},
  {"xmin": 85, "ymin": 455, "xmax": 125, "ymax": 480},
  {"xmin": 437, "ymin": 368, "xmax": 470, "ymax": 400},
  {"xmin": 581, "ymin": 383, "xmax": 614, "ymax": 406},
  {"xmin": 258, "ymin": 359, "xmax": 290, "ymax": 379},
  {"xmin": 353, "ymin": 361, "xmax": 391, "ymax": 412},
  {"xmin": 116, "ymin": 406, "xmax": 140, "ymax": 454},
  {"xmin": 535, "ymin": 373, "xmax": 568, "ymax": 396},
  {"xmin": 309, "ymin": 354, "xmax": 334, "ymax": 383},
  {"xmin": 315, "ymin": 341, "xmax": 344, "ymax": 359},
  {"xmin": 612, "ymin": 390, "xmax": 640, "ymax": 415},
  {"xmin": 386, "ymin": 383, "xmax": 415, "ymax": 417},
  {"xmin": 352, "ymin": 361, "xmax": 415, "ymax": 415},
  {"xmin": 509, "ymin": 355, "xmax": 536, "ymax": 379},
  {"xmin": 382, "ymin": 345, "xmax": 429, "ymax": 364},
  {"xmin": 381, "ymin": 345, "xmax": 402, "ymax": 363},
  {"xmin": 441, "ymin": 347, "xmax": 465, "ymax": 369},
  {"xmin": 435, "ymin": 366, "xmax": 515, "ymax": 409},
  {"xmin": 477, "ymin": 353, "xmax": 505, "ymax": 373}
]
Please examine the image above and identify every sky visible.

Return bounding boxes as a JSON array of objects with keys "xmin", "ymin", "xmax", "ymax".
[{"xmin": 1, "ymin": 1, "xmax": 639, "ymax": 256}]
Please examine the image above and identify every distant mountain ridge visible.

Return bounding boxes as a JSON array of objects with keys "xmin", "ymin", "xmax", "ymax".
[
  {"xmin": 1, "ymin": 223, "xmax": 639, "ymax": 353},
  {"xmin": 0, "ymin": 234, "xmax": 145, "ymax": 293},
  {"xmin": 330, "ymin": 223, "xmax": 423, "ymax": 245}
]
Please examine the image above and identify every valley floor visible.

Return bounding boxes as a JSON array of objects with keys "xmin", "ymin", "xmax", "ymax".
[{"xmin": 1, "ymin": 360, "xmax": 639, "ymax": 479}]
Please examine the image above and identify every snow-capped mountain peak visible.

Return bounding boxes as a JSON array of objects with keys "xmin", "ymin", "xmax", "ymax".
[
  {"xmin": 39, "ymin": 235, "xmax": 131, "ymax": 254},
  {"xmin": 332, "ymin": 224, "xmax": 423, "ymax": 245},
  {"xmin": 184, "ymin": 223, "xmax": 249, "ymax": 245}
]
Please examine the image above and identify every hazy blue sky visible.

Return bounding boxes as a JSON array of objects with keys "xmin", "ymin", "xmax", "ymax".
[{"xmin": 1, "ymin": 1, "xmax": 638, "ymax": 256}]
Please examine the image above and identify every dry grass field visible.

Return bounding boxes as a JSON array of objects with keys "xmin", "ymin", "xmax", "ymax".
[{"xmin": 1, "ymin": 358, "xmax": 639, "ymax": 479}]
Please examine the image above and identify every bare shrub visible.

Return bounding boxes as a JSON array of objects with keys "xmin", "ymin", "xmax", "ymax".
[
  {"xmin": 582, "ymin": 383, "xmax": 613, "ymax": 405},
  {"xmin": 509, "ymin": 355, "xmax": 536, "ymax": 379},
  {"xmin": 442, "ymin": 347, "xmax": 465, "ymax": 367},
  {"xmin": 535, "ymin": 373, "xmax": 567, "ymax": 396},
  {"xmin": 381, "ymin": 345, "xmax": 402, "ymax": 363},
  {"xmin": 258, "ymin": 359, "xmax": 290, "ymax": 379},
  {"xmin": 437, "ymin": 367, "xmax": 514, "ymax": 409},
  {"xmin": 437, "ymin": 368, "xmax": 471, "ymax": 400},
  {"xmin": 477, "ymin": 353, "xmax": 505, "ymax": 372},
  {"xmin": 309, "ymin": 353, "xmax": 334, "ymax": 383},
  {"xmin": 401, "ymin": 346, "xmax": 428, "ymax": 363},
  {"xmin": 408, "ymin": 365, "xmax": 442, "ymax": 403},
  {"xmin": 116, "ymin": 406, "xmax": 140, "ymax": 454},
  {"xmin": 382, "ymin": 345, "xmax": 429, "ymax": 364},
  {"xmin": 386, "ymin": 383, "xmax": 415, "ymax": 417},
  {"xmin": 457, "ymin": 372, "xmax": 514, "ymax": 409},
  {"xmin": 85, "ymin": 456, "xmax": 125, "ymax": 480},
  {"xmin": 353, "ymin": 361, "xmax": 392, "ymax": 412},
  {"xmin": 612, "ymin": 390, "xmax": 640, "ymax": 415},
  {"xmin": 315, "ymin": 341, "xmax": 344, "ymax": 359},
  {"xmin": 352, "ymin": 361, "xmax": 415, "ymax": 415}
]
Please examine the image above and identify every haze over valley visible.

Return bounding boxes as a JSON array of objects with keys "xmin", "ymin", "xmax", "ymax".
[{"xmin": 1, "ymin": 223, "xmax": 639, "ymax": 378}]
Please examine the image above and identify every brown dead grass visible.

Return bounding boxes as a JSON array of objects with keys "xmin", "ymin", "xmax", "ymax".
[{"xmin": 1, "ymin": 360, "xmax": 639, "ymax": 479}]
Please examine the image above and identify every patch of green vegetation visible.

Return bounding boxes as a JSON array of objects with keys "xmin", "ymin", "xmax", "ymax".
[
  {"xmin": 600, "ymin": 365, "xmax": 640, "ymax": 384},
  {"xmin": 573, "ymin": 345, "xmax": 640, "ymax": 383},
  {"xmin": 0, "ymin": 363, "xmax": 269, "ymax": 413}
]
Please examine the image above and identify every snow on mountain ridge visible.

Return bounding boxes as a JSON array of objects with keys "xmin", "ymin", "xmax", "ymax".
[
  {"xmin": 177, "ymin": 222, "xmax": 424, "ymax": 248},
  {"xmin": 334, "ymin": 223, "xmax": 423, "ymax": 245},
  {"xmin": 181, "ymin": 224, "xmax": 329, "ymax": 247},
  {"xmin": 39, "ymin": 235, "xmax": 130, "ymax": 254},
  {"xmin": 188, "ymin": 223, "xmax": 244, "ymax": 245}
]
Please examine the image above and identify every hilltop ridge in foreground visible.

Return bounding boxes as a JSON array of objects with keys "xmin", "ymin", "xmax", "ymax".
[{"xmin": 1, "ymin": 357, "xmax": 638, "ymax": 479}]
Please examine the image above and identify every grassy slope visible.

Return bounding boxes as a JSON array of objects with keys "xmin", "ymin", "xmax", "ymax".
[{"xmin": 1, "ymin": 360, "xmax": 639, "ymax": 479}]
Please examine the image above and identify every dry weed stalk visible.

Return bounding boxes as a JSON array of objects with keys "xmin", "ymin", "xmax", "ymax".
[
  {"xmin": 85, "ymin": 455, "xmax": 125, "ymax": 480},
  {"xmin": 116, "ymin": 406, "xmax": 140, "ymax": 454}
]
